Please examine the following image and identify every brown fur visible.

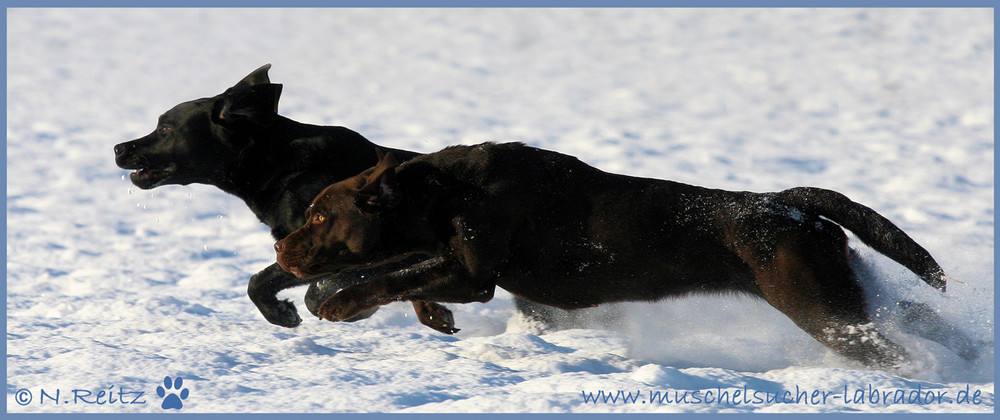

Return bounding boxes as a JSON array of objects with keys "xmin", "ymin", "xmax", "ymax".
[{"xmin": 276, "ymin": 142, "xmax": 946, "ymax": 368}]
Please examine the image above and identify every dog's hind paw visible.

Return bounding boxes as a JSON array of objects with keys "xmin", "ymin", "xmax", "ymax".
[
  {"xmin": 261, "ymin": 299, "xmax": 302, "ymax": 328},
  {"xmin": 897, "ymin": 300, "xmax": 983, "ymax": 361}
]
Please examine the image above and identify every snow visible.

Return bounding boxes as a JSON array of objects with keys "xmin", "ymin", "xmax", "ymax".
[{"xmin": 6, "ymin": 8, "xmax": 994, "ymax": 414}]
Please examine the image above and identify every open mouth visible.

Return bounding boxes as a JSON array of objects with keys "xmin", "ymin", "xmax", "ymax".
[{"xmin": 128, "ymin": 163, "xmax": 177, "ymax": 189}]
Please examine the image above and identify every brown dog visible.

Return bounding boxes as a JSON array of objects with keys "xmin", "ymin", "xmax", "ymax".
[{"xmin": 275, "ymin": 142, "xmax": 947, "ymax": 368}]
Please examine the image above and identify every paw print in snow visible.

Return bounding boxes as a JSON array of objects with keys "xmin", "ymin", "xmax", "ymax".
[{"xmin": 156, "ymin": 376, "xmax": 190, "ymax": 410}]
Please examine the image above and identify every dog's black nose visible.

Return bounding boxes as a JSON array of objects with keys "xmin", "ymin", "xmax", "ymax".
[{"xmin": 114, "ymin": 142, "xmax": 134, "ymax": 158}]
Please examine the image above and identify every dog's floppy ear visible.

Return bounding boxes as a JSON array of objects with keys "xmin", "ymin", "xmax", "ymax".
[
  {"xmin": 356, "ymin": 152, "xmax": 402, "ymax": 213},
  {"xmin": 234, "ymin": 63, "xmax": 272, "ymax": 88},
  {"xmin": 215, "ymin": 83, "xmax": 283, "ymax": 130}
]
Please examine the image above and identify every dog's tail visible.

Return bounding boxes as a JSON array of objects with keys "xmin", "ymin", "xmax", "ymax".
[{"xmin": 775, "ymin": 187, "xmax": 946, "ymax": 291}]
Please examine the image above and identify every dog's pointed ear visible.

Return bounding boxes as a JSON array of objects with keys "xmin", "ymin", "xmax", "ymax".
[
  {"xmin": 215, "ymin": 83, "xmax": 283, "ymax": 130},
  {"xmin": 234, "ymin": 64, "xmax": 272, "ymax": 88},
  {"xmin": 356, "ymin": 152, "xmax": 402, "ymax": 213}
]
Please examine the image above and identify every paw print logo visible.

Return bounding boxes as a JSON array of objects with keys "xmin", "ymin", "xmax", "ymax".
[{"xmin": 156, "ymin": 376, "xmax": 190, "ymax": 410}]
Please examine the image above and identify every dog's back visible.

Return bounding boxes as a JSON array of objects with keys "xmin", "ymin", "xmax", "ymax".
[
  {"xmin": 401, "ymin": 143, "xmax": 763, "ymax": 307},
  {"xmin": 400, "ymin": 142, "xmax": 941, "ymax": 309},
  {"xmin": 244, "ymin": 120, "xmax": 420, "ymax": 239}
]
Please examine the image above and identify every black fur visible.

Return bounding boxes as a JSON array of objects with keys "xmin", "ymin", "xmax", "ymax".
[{"xmin": 114, "ymin": 64, "xmax": 458, "ymax": 332}]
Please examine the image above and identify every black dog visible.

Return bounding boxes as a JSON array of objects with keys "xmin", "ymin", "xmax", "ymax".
[
  {"xmin": 113, "ymin": 64, "xmax": 457, "ymax": 332},
  {"xmin": 275, "ymin": 142, "xmax": 950, "ymax": 368}
]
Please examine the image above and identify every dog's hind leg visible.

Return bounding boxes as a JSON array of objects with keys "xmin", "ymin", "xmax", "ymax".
[
  {"xmin": 513, "ymin": 298, "xmax": 562, "ymax": 333},
  {"xmin": 751, "ymin": 234, "xmax": 909, "ymax": 369},
  {"xmin": 897, "ymin": 301, "xmax": 983, "ymax": 361}
]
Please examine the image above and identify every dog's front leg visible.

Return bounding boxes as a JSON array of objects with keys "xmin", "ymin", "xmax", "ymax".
[
  {"xmin": 318, "ymin": 256, "xmax": 494, "ymax": 327},
  {"xmin": 304, "ymin": 254, "xmax": 451, "ymax": 319},
  {"xmin": 247, "ymin": 262, "xmax": 316, "ymax": 327},
  {"xmin": 412, "ymin": 301, "xmax": 459, "ymax": 334},
  {"xmin": 304, "ymin": 257, "xmax": 456, "ymax": 333}
]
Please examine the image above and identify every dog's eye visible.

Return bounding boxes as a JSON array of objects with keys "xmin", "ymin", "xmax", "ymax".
[
  {"xmin": 157, "ymin": 125, "xmax": 172, "ymax": 134},
  {"xmin": 312, "ymin": 214, "xmax": 326, "ymax": 224}
]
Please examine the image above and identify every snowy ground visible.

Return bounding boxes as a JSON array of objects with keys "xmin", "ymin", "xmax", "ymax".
[{"xmin": 6, "ymin": 8, "xmax": 994, "ymax": 414}]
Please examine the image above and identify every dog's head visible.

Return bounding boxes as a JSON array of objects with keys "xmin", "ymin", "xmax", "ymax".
[
  {"xmin": 275, "ymin": 151, "xmax": 406, "ymax": 279},
  {"xmin": 113, "ymin": 64, "xmax": 283, "ymax": 189}
]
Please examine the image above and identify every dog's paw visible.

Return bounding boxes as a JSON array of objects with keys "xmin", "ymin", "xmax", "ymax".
[
  {"xmin": 317, "ymin": 290, "xmax": 375, "ymax": 322},
  {"xmin": 304, "ymin": 277, "xmax": 342, "ymax": 318},
  {"xmin": 341, "ymin": 307, "xmax": 379, "ymax": 322},
  {"xmin": 262, "ymin": 299, "xmax": 302, "ymax": 328},
  {"xmin": 306, "ymin": 280, "xmax": 379, "ymax": 322},
  {"xmin": 415, "ymin": 302, "xmax": 459, "ymax": 334}
]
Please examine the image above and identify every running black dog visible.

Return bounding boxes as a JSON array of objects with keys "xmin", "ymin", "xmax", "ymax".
[
  {"xmin": 113, "ymin": 64, "xmax": 458, "ymax": 332},
  {"xmin": 275, "ymin": 142, "xmax": 950, "ymax": 368}
]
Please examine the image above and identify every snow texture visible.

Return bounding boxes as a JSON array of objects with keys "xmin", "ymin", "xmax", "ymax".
[{"xmin": 6, "ymin": 8, "xmax": 994, "ymax": 413}]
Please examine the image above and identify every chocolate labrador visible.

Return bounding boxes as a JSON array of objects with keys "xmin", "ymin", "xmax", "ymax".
[{"xmin": 274, "ymin": 142, "xmax": 954, "ymax": 368}]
